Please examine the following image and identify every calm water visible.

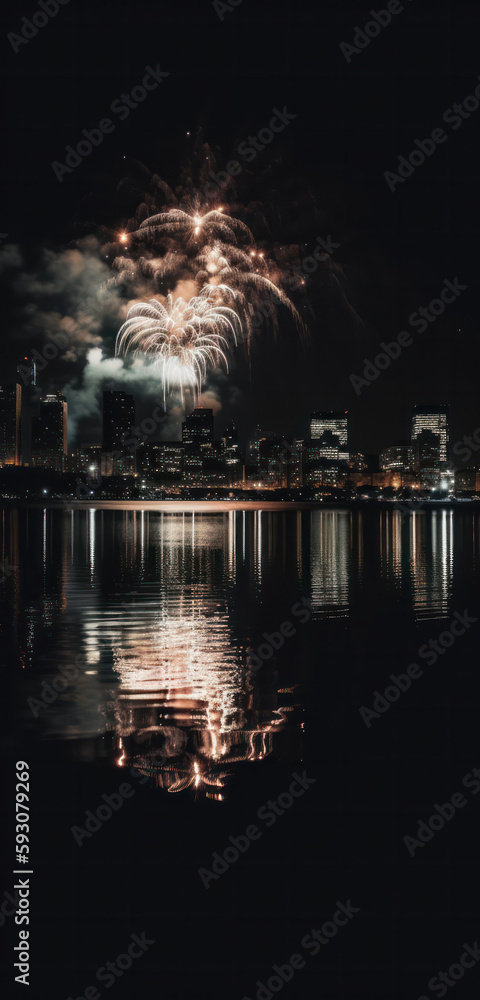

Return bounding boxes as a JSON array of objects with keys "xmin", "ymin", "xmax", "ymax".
[
  {"xmin": 4, "ymin": 504, "xmax": 480, "ymax": 998},
  {"xmin": 3, "ymin": 505, "xmax": 480, "ymax": 797}
]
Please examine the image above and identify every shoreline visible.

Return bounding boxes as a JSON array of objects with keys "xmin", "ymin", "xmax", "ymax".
[{"xmin": 2, "ymin": 498, "xmax": 480, "ymax": 512}]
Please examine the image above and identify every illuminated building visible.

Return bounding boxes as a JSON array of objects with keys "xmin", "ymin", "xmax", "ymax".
[
  {"xmin": 380, "ymin": 443, "xmax": 415, "ymax": 472},
  {"xmin": 102, "ymin": 390, "xmax": 136, "ymax": 476},
  {"xmin": 288, "ymin": 440, "xmax": 304, "ymax": 489},
  {"xmin": 304, "ymin": 455, "xmax": 348, "ymax": 491},
  {"xmin": 258, "ymin": 436, "xmax": 289, "ymax": 488},
  {"xmin": 220, "ymin": 422, "xmax": 242, "ymax": 485},
  {"xmin": 65, "ymin": 445, "xmax": 102, "ymax": 476},
  {"xmin": 310, "ymin": 410, "xmax": 349, "ymax": 463},
  {"xmin": 455, "ymin": 469, "xmax": 479, "ymax": 493},
  {"xmin": 181, "ymin": 408, "xmax": 215, "ymax": 487},
  {"xmin": 16, "ymin": 357, "xmax": 37, "ymax": 465},
  {"xmin": 140, "ymin": 442, "xmax": 184, "ymax": 482},
  {"xmin": 183, "ymin": 449, "xmax": 208, "ymax": 487},
  {"xmin": 103, "ymin": 390, "xmax": 136, "ymax": 451},
  {"xmin": 248, "ymin": 425, "xmax": 263, "ymax": 468},
  {"xmin": 349, "ymin": 452, "xmax": 368, "ymax": 471},
  {"xmin": 182, "ymin": 407, "xmax": 214, "ymax": 446},
  {"xmin": 31, "ymin": 392, "xmax": 67, "ymax": 471},
  {"xmin": 412, "ymin": 405, "xmax": 449, "ymax": 470},
  {"xmin": 0, "ymin": 383, "xmax": 22, "ymax": 467}
]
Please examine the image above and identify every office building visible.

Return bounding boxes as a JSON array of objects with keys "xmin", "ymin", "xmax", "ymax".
[
  {"xmin": 0, "ymin": 383, "xmax": 22, "ymax": 466},
  {"xmin": 103, "ymin": 391, "xmax": 136, "ymax": 452},
  {"xmin": 380, "ymin": 444, "xmax": 415, "ymax": 473},
  {"xmin": 182, "ymin": 408, "xmax": 214, "ymax": 446},
  {"xmin": 102, "ymin": 390, "xmax": 136, "ymax": 475},
  {"xmin": 248, "ymin": 425, "xmax": 263, "ymax": 468},
  {"xmin": 31, "ymin": 392, "xmax": 67, "ymax": 471},
  {"xmin": 412, "ymin": 405, "xmax": 449, "ymax": 469},
  {"xmin": 258, "ymin": 436, "xmax": 289, "ymax": 489},
  {"xmin": 288, "ymin": 440, "xmax": 304, "ymax": 489},
  {"xmin": 310, "ymin": 411, "xmax": 349, "ymax": 463},
  {"xmin": 141, "ymin": 442, "xmax": 184, "ymax": 482},
  {"xmin": 220, "ymin": 422, "xmax": 242, "ymax": 484}
]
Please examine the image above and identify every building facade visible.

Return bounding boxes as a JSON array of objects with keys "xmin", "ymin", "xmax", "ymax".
[
  {"xmin": 102, "ymin": 390, "xmax": 136, "ymax": 475},
  {"xmin": 0, "ymin": 383, "xmax": 22, "ymax": 466},
  {"xmin": 412, "ymin": 405, "xmax": 449, "ymax": 469},
  {"xmin": 310, "ymin": 411, "xmax": 349, "ymax": 463},
  {"xmin": 31, "ymin": 392, "xmax": 67, "ymax": 471}
]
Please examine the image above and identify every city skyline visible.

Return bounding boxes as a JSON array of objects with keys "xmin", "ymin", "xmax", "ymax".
[
  {"xmin": 2, "ymin": 375, "xmax": 479, "ymax": 499},
  {"xmin": 1, "ymin": 350, "xmax": 468, "ymax": 456}
]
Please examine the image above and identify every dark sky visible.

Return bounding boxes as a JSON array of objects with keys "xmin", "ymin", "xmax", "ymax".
[{"xmin": 1, "ymin": 0, "xmax": 479, "ymax": 453}]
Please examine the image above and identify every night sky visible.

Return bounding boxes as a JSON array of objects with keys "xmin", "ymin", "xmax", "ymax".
[{"xmin": 1, "ymin": 0, "xmax": 479, "ymax": 453}]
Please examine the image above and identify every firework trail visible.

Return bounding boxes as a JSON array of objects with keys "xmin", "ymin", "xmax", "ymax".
[{"xmin": 115, "ymin": 284, "xmax": 242, "ymax": 404}]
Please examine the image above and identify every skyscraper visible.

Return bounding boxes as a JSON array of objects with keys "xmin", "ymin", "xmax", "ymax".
[
  {"xmin": 412, "ymin": 405, "xmax": 449, "ymax": 469},
  {"xmin": 310, "ymin": 411, "xmax": 349, "ymax": 462},
  {"xmin": 102, "ymin": 391, "xmax": 136, "ymax": 452},
  {"xmin": 380, "ymin": 443, "xmax": 415, "ymax": 472},
  {"xmin": 181, "ymin": 409, "xmax": 214, "ymax": 487},
  {"xmin": 31, "ymin": 392, "xmax": 67, "ymax": 471},
  {"xmin": 0, "ymin": 383, "xmax": 22, "ymax": 466},
  {"xmin": 16, "ymin": 356, "xmax": 38, "ymax": 465},
  {"xmin": 102, "ymin": 390, "xmax": 136, "ymax": 474},
  {"xmin": 220, "ymin": 422, "xmax": 242, "ymax": 484},
  {"xmin": 182, "ymin": 408, "xmax": 214, "ymax": 446},
  {"xmin": 248, "ymin": 425, "xmax": 264, "ymax": 468}
]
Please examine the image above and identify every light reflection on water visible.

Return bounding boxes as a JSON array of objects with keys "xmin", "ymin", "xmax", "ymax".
[{"xmin": 2, "ymin": 505, "xmax": 479, "ymax": 798}]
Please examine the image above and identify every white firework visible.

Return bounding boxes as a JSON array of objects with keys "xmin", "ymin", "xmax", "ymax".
[{"xmin": 115, "ymin": 284, "xmax": 242, "ymax": 402}]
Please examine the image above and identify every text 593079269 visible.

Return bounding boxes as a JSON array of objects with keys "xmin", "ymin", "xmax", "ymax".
[{"xmin": 14, "ymin": 761, "xmax": 31, "ymax": 987}]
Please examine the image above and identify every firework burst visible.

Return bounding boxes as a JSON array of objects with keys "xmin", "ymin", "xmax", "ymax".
[
  {"xmin": 112, "ymin": 206, "xmax": 305, "ymax": 356},
  {"xmin": 115, "ymin": 285, "xmax": 242, "ymax": 403}
]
